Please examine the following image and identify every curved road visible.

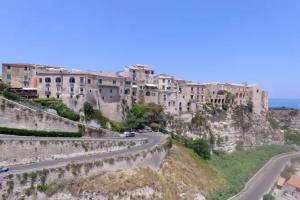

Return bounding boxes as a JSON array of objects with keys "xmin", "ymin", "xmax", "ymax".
[
  {"xmin": 232, "ymin": 150, "xmax": 300, "ymax": 200},
  {"xmin": 0, "ymin": 133, "xmax": 165, "ymax": 176}
]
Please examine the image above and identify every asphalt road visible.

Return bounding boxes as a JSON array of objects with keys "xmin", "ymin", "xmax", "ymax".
[
  {"xmin": 232, "ymin": 151, "xmax": 300, "ymax": 200},
  {"xmin": 0, "ymin": 132, "xmax": 165, "ymax": 176}
]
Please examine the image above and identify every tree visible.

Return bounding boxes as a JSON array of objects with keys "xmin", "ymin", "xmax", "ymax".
[
  {"xmin": 83, "ymin": 102, "xmax": 95, "ymax": 117},
  {"xmin": 124, "ymin": 103, "xmax": 166, "ymax": 131}
]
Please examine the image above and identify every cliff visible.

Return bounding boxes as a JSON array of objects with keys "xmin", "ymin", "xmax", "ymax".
[{"xmin": 167, "ymin": 104, "xmax": 284, "ymax": 152}]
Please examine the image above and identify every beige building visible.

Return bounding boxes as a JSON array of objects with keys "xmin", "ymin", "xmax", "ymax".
[{"xmin": 2, "ymin": 63, "xmax": 269, "ymax": 121}]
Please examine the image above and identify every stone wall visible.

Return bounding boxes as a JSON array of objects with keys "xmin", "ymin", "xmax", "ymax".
[
  {"xmin": 0, "ymin": 98, "xmax": 78, "ymax": 132},
  {"xmin": 0, "ymin": 139, "xmax": 169, "ymax": 200},
  {"xmin": 0, "ymin": 138, "xmax": 147, "ymax": 166},
  {"xmin": 0, "ymin": 97, "xmax": 115, "ymax": 137}
]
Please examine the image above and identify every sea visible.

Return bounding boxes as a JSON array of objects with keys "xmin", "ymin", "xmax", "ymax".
[{"xmin": 269, "ymin": 99, "xmax": 300, "ymax": 110}]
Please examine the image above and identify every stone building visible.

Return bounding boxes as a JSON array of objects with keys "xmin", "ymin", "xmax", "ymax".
[{"xmin": 2, "ymin": 63, "xmax": 269, "ymax": 122}]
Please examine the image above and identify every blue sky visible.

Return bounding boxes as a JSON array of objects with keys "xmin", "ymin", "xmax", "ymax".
[{"xmin": 0, "ymin": 0, "xmax": 300, "ymax": 98}]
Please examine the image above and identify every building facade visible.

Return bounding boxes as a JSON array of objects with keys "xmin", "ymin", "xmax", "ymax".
[{"xmin": 2, "ymin": 63, "xmax": 269, "ymax": 121}]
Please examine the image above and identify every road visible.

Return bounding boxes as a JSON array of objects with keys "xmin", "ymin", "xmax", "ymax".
[
  {"xmin": 232, "ymin": 151, "xmax": 300, "ymax": 200},
  {"xmin": 0, "ymin": 132, "xmax": 165, "ymax": 176}
]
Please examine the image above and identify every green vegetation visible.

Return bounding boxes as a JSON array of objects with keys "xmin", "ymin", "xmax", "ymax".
[
  {"xmin": 0, "ymin": 83, "xmax": 9, "ymax": 94},
  {"xmin": 34, "ymin": 98, "xmax": 80, "ymax": 121},
  {"xmin": 83, "ymin": 102, "xmax": 124, "ymax": 132},
  {"xmin": 125, "ymin": 103, "xmax": 166, "ymax": 131},
  {"xmin": 3, "ymin": 89, "xmax": 21, "ymax": 101},
  {"xmin": 263, "ymin": 194, "xmax": 275, "ymax": 200},
  {"xmin": 285, "ymin": 130, "xmax": 300, "ymax": 144},
  {"xmin": 0, "ymin": 127, "xmax": 81, "ymax": 137},
  {"xmin": 207, "ymin": 145, "xmax": 290, "ymax": 200},
  {"xmin": 191, "ymin": 113, "xmax": 206, "ymax": 127},
  {"xmin": 172, "ymin": 134, "xmax": 210, "ymax": 159}
]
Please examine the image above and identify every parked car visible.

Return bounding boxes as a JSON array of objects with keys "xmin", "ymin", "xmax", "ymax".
[
  {"xmin": 124, "ymin": 132, "xmax": 135, "ymax": 137},
  {"xmin": 0, "ymin": 166, "xmax": 9, "ymax": 173}
]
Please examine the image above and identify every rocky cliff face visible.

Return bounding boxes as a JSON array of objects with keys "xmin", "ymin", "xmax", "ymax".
[
  {"xmin": 167, "ymin": 104, "xmax": 284, "ymax": 152},
  {"xmin": 270, "ymin": 108, "xmax": 300, "ymax": 132}
]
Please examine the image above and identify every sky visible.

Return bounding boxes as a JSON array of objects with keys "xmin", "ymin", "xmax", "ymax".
[{"xmin": 0, "ymin": 0, "xmax": 300, "ymax": 99}]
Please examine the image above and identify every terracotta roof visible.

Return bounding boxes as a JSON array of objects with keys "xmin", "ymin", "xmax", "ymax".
[
  {"xmin": 287, "ymin": 177, "xmax": 300, "ymax": 189},
  {"xmin": 277, "ymin": 176, "xmax": 286, "ymax": 187}
]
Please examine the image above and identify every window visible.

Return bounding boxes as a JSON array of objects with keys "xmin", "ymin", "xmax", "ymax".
[
  {"xmin": 24, "ymin": 76, "xmax": 28, "ymax": 81},
  {"xmin": 162, "ymin": 86, "xmax": 165, "ymax": 90},
  {"xmin": 80, "ymin": 88, "xmax": 84, "ymax": 93},
  {"xmin": 7, "ymin": 65, "xmax": 11, "ymax": 70},
  {"xmin": 69, "ymin": 77, "xmax": 75, "ymax": 83},
  {"xmin": 80, "ymin": 77, "xmax": 84, "ymax": 84},
  {"xmin": 113, "ymin": 80, "xmax": 117, "ymax": 85},
  {"xmin": 191, "ymin": 95, "xmax": 194, "ymax": 99},
  {"xmin": 110, "ymin": 89, "xmax": 113, "ymax": 93},
  {"xmin": 57, "ymin": 87, "xmax": 60, "ymax": 92},
  {"xmin": 70, "ymin": 87, "xmax": 74, "ymax": 92},
  {"xmin": 162, "ymin": 79, "xmax": 165, "ymax": 83},
  {"xmin": 45, "ymin": 77, "xmax": 51, "ymax": 83},
  {"xmin": 55, "ymin": 77, "xmax": 61, "ymax": 83},
  {"xmin": 24, "ymin": 67, "xmax": 28, "ymax": 71},
  {"xmin": 39, "ymin": 78, "xmax": 42, "ymax": 83},
  {"xmin": 146, "ymin": 91, "xmax": 151, "ymax": 96},
  {"xmin": 87, "ymin": 79, "xmax": 91, "ymax": 84},
  {"xmin": 6, "ymin": 74, "xmax": 11, "ymax": 80},
  {"xmin": 98, "ymin": 79, "xmax": 102, "ymax": 84},
  {"xmin": 99, "ymin": 88, "xmax": 102, "ymax": 93}
]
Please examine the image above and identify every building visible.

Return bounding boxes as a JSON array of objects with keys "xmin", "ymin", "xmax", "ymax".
[{"xmin": 2, "ymin": 62, "xmax": 269, "ymax": 121}]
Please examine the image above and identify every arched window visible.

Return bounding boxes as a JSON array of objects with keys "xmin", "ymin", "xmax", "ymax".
[
  {"xmin": 69, "ymin": 77, "xmax": 75, "ymax": 83},
  {"xmin": 55, "ymin": 77, "xmax": 61, "ymax": 83},
  {"xmin": 45, "ymin": 77, "xmax": 51, "ymax": 83}
]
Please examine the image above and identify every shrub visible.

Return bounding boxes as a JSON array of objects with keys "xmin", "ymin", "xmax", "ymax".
[
  {"xmin": 0, "ymin": 83, "xmax": 9, "ymax": 94},
  {"xmin": 186, "ymin": 139, "xmax": 210, "ymax": 159},
  {"xmin": 34, "ymin": 98, "xmax": 80, "ymax": 121},
  {"xmin": 83, "ymin": 102, "xmax": 95, "ymax": 117},
  {"xmin": 3, "ymin": 90, "xmax": 21, "ymax": 101},
  {"xmin": 0, "ymin": 127, "xmax": 81, "ymax": 137},
  {"xmin": 37, "ymin": 184, "xmax": 48, "ymax": 193},
  {"xmin": 172, "ymin": 134, "xmax": 210, "ymax": 160},
  {"xmin": 263, "ymin": 194, "xmax": 274, "ymax": 200}
]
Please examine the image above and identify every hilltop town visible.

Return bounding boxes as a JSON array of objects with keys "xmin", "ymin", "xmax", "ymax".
[{"xmin": 2, "ymin": 63, "xmax": 268, "ymax": 122}]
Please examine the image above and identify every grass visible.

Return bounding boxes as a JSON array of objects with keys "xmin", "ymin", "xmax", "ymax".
[{"xmin": 207, "ymin": 145, "xmax": 291, "ymax": 200}]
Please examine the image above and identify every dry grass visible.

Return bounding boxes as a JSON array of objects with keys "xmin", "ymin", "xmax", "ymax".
[
  {"xmin": 72, "ymin": 168, "xmax": 161, "ymax": 196},
  {"xmin": 68, "ymin": 142, "xmax": 222, "ymax": 199},
  {"xmin": 158, "ymin": 142, "xmax": 223, "ymax": 199}
]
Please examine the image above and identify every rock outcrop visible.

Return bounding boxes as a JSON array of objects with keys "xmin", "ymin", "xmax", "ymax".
[{"xmin": 167, "ymin": 104, "xmax": 283, "ymax": 152}]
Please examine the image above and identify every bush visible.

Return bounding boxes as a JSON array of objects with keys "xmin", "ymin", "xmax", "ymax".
[
  {"xmin": 172, "ymin": 134, "xmax": 210, "ymax": 160},
  {"xmin": 82, "ymin": 102, "xmax": 125, "ymax": 132},
  {"xmin": 83, "ymin": 102, "xmax": 95, "ymax": 117},
  {"xmin": 3, "ymin": 90, "xmax": 21, "ymax": 101},
  {"xmin": 186, "ymin": 139, "xmax": 210, "ymax": 159},
  {"xmin": 263, "ymin": 194, "xmax": 274, "ymax": 200},
  {"xmin": 124, "ymin": 103, "xmax": 166, "ymax": 131},
  {"xmin": 0, "ymin": 127, "xmax": 81, "ymax": 137},
  {"xmin": 34, "ymin": 98, "xmax": 80, "ymax": 121},
  {"xmin": 0, "ymin": 83, "xmax": 9, "ymax": 94}
]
